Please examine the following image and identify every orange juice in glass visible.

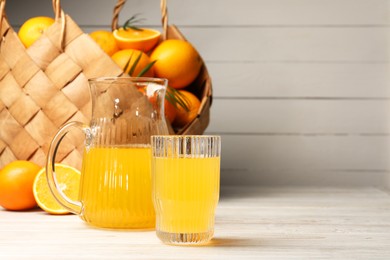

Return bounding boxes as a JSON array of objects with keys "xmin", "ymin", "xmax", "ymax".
[{"xmin": 151, "ymin": 135, "xmax": 221, "ymax": 245}]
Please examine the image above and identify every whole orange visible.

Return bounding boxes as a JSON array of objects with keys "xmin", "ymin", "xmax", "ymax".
[
  {"xmin": 18, "ymin": 16, "xmax": 55, "ymax": 48},
  {"xmin": 111, "ymin": 49, "xmax": 154, "ymax": 77},
  {"xmin": 173, "ymin": 90, "xmax": 201, "ymax": 127},
  {"xmin": 89, "ymin": 30, "xmax": 119, "ymax": 56},
  {"xmin": 0, "ymin": 160, "xmax": 41, "ymax": 211},
  {"xmin": 164, "ymin": 98, "xmax": 177, "ymax": 124},
  {"xmin": 138, "ymin": 87, "xmax": 176, "ymax": 123},
  {"xmin": 150, "ymin": 39, "xmax": 202, "ymax": 89}
]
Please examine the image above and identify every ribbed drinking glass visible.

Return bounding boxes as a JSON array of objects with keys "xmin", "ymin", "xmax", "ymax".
[{"xmin": 151, "ymin": 135, "xmax": 221, "ymax": 245}]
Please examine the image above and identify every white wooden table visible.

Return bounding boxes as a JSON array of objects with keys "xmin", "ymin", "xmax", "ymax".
[{"xmin": 1, "ymin": 187, "xmax": 390, "ymax": 259}]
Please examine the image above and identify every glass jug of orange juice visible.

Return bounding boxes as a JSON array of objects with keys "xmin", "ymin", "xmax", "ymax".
[{"xmin": 46, "ymin": 77, "xmax": 169, "ymax": 229}]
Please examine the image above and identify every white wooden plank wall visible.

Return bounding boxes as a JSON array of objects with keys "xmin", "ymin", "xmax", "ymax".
[{"xmin": 6, "ymin": 0, "xmax": 390, "ymax": 188}]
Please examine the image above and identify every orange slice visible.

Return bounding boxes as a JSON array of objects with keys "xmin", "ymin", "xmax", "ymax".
[
  {"xmin": 33, "ymin": 164, "xmax": 80, "ymax": 215},
  {"xmin": 113, "ymin": 28, "xmax": 161, "ymax": 52}
]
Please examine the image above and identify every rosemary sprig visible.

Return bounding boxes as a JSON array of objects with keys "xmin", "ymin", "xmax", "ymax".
[
  {"xmin": 137, "ymin": 60, "xmax": 157, "ymax": 77},
  {"xmin": 128, "ymin": 52, "xmax": 142, "ymax": 76},
  {"xmin": 123, "ymin": 51, "xmax": 153, "ymax": 77},
  {"xmin": 123, "ymin": 14, "xmax": 145, "ymax": 31},
  {"xmin": 166, "ymin": 86, "xmax": 190, "ymax": 112},
  {"xmin": 124, "ymin": 55, "xmax": 190, "ymax": 112},
  {"xmin": 123, "ymin": 52, "xmax": 135, "ymax": 74}
]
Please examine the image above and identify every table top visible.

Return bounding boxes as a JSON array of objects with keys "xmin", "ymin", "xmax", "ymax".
[{"xmin": 1, "ymin": 186, "xmax": 390, "ymax": 259}]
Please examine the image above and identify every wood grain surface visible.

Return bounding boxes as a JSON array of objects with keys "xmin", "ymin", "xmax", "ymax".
[{"xmin": 1, "ymin": 187, "xmax": 390, "ymax": 259}]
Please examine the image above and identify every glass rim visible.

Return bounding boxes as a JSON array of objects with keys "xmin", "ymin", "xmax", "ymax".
[
  {"xmin": 151, "ymin": 135, "xmax": 220, "ymax": 139},
  {"xmin": 151, "ymin": 135, "xmax": 221, "ymax": 158}
]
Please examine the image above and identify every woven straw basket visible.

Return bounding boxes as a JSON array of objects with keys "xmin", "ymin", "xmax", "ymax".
[
  {"xmin": 112, "ymin": 0, "xmax": 212, "ymax": 135},
  {"xmin": 0, "ymin": 0, "xmax": 212, "ymax": 169}
]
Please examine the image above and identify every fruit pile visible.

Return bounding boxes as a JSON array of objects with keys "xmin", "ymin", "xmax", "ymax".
[{"xmin": 89, "ymin": 17, "xmax": 203, "ymax": 129}]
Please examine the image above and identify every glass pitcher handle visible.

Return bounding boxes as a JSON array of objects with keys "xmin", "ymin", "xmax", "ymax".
[{"xmin": 46, "ymin": 121, "xmax": 91, "ymax": 215}]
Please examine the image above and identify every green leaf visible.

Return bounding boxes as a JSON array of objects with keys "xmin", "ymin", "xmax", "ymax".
[
  {"xmin": 128, "ymin": 51, "xmax": 143, "ymax": 76},
  {"xmin": 166, "ymin": 86, "xmax": 190, "ymax": 112},
  {"xmin": 137, "ymin": 60, "xmax": 157, "ymax": 77},
  {"xmin": 123, "ymin": 52, "xmax": 134, "ymax": 74},
  {"xmin": 123, "ymin": 14, "xmax": 145, "ymax": 31}
]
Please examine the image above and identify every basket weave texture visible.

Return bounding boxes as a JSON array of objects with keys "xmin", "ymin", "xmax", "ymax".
[{"xmin": 0, "ymin": 0, "xmax": 212, "ymax": 169}]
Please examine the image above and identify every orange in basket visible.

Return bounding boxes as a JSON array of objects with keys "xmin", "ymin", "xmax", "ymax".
[
  {"xmin": 89, "ymin": 30, "xmax": 119, "ymax": 56},
  {"xmin": 18, "ymin": 16, "xmax": 54, "ymax": 48},
  {"xmin": 173, "ymin": 90, "xmax": 201, "ymax": 127},
  {"xmin": 150, "ymin": 39, "xmax": 203, "ymax": 89},
  {"xmin": 111, "ymin": 49, "xmax": 155, "ymax": 77}
]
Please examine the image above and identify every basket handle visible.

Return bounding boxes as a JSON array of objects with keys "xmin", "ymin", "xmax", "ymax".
[
  {"xmin": 46, "ymin": 121, "xmax": 89, "ymax": 215},
  {"xmin": 52, "ymin": 0, "xmax": 66, "ymax": 50},
  {"xmin": 0, "ymin": 0, "xmax": 6, "ymax": 31},
  {"xmin": 111, "ymin": 0, "xmax": 168, "ymax": 40},
  {"xmin": 0, "ymin": 0, "xmax": 65, "ymax": 50}
]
